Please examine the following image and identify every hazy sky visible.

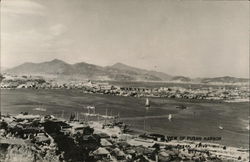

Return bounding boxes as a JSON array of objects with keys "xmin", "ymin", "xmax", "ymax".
[{"xmin": 1, "ymin": 0, "xmax": 249, "ymax": 78}]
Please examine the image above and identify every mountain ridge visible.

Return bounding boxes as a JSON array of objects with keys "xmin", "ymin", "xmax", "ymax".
[
  {"xmin": 3, "ymin": 59, "xmax": 249, "ymax": 83},
  {"xmin": 4, "ymin": 59, "xmax": 170, "ymax": 81}
]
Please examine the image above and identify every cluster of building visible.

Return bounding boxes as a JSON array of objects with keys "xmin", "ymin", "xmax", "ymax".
[
  {"xmin": 129, "ymin": 86, "xmax": 250, "ymax": 102},
  {"xmin": 1, "ymin": 74, "xmax": 249, "ymax": 102},
  {"xmin": 0, "ymin": 113, "xmax": 249, "ymax": 162},
  {"xmin": 0, "ymin": 113, "xmax": 59, "ymax": 161},
  {"xmin": 0, "ymin": 75, "xmax": 46, "ymax": 89}
]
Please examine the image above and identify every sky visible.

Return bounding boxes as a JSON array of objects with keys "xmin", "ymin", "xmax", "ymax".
[{"xmin": 1, "ymin": 0, "xmax": 249, "ymax": 78}]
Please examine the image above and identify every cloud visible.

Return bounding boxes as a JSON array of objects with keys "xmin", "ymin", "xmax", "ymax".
[
  {"xmin": 1, "ymin": 30, "xmax": 52, "ymax": 56},
  {"xmin": 1, "ymin": 22, "xmax": 71, "ymax": 67},
  {"xmin": 2, "ymin": 23, "xmax": 68, "ymax": 51},
  {"xmin": 50, "ymin": 24, "xmax": 67, "ymax": 36},
  {"xmin": 2, "ymin": 0, "xmax": 46, "ymax": 16}
]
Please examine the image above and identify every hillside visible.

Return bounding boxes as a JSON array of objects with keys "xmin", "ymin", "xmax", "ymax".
[
  {"xmin": 4, "ymin": 59, "xmax": 249, "ymax": 83},
  {"xmin": 5, "ymin": 59, "xmax": 72, "ymax": 75},
  {"xmin": 171, "ymin": 76, "xmax": 191, "ymax": 82},
  {"xmin": 5, "ymin": 59, "xmax": 172, "ymax": 81},
  {"xmin": 108, "ymin": 63, "xmax": 172, "ymax": 80},
  {"xmin": 200, "ymin": 76, "xmax": 249, "ymax": 84}
]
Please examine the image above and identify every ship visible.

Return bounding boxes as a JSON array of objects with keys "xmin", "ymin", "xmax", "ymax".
[
  {"xmin": 145, "ymin": 98, "xmax": 150, "ymax": 109},
  {"xmin": 101, "ymin": 109, "xmax": 116, "ymax": 119},
  {"xmin": 33, "ymin": 107, "xmax": 46, "ymax": 112},
  {"xmin": 219, "ymin": 125, "xmax": 224, "ymax": 130},
  {"xmin": 168, "ymin": 114, "xmax": 172, "ymax": 121},
  {"xmin": 81, "ymin": 105, "xmax": 99, "ymax": 117}
]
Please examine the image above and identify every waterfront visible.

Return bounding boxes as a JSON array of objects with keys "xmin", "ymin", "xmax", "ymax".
[{"xmin": 1, "ymin": 89, "xmax": 249, "ymax": 149}]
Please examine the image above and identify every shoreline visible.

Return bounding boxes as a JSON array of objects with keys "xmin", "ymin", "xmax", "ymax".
[
  {"xmin": 1, "ymin": 112, "xmax": 249, "ymax": 150},
  {"xmin": 2, "ymin": 88, "xmax": 249, "ymax": 104},
  {"xmin": 1, "ymin": 88, "xmax": 249, "ymax": 149},
  {"xmin": 1, "ymin": 113, "xmax": 249, "ymax": 161}
]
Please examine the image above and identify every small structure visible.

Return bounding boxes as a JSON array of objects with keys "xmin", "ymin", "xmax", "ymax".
[
  {"xmin": 68, "ymin": 122, "xmax": 93, "ymax": 135},
  {"xmin": 158, "ymin": 150, "xmax": 171, "ymax": 161},
  {"xmin": 112, "ymin": 148, "xmax": 126, "ymax": 160},
  {"xmin": 92, "ymin": 147, "xmax": 110, "ymax": 160},
  {"xmin": 15, "ymin": 113, "xmax": 40, "ymax": 121},
  {"xmin": 34, "ymin": 133, "xmax": 50, "ymax": 145},
  {"xmin": 97, "ymin": 132, "xmax": 110, "ymax": 139},
  {"xmin": 100, "ymin": 138, "xmax": 112, "ymax": 147}
]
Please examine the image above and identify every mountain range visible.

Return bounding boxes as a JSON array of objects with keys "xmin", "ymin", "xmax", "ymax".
[
  {"xmin": 4, "ymin": 59, "xmax": 171, "ymax": 81},
  {"xmin": 3, "ymin": 59, "xmax": 249, "ymax": 83}
]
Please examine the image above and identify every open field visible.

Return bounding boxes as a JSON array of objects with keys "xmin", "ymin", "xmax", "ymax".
[{"xmin": 1, "ymin": 89, "xmax": 249, "ymax": 149}]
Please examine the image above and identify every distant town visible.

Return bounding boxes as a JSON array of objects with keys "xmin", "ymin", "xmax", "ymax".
[{"xmin": 1, "ymin": 74, "xmax": 249, "ymax": 103}]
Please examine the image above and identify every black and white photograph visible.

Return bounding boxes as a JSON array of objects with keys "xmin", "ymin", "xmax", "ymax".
[{"xmin": 0, "ymin": 0, "xmax": 249, "ymax": 161}]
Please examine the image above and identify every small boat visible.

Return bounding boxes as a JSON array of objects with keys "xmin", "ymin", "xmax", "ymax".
[
  {"xmin": 219, "ymin": 126, "xmax": 224, "ymax": 130},
  {"xmin": 168, "ymin": 114, "xmax": 172, "ymax": 121},
  {"xmin": 145, "ymin": 98, "xmax": 150, "ymax": 107},
  {"xmin": 101, "ymin": 115, "xmax": 115, "ymax": 119},
  {"xmin": 101, "ymin": 109, "xmax": 115, "ymax": 119},
  {"xmin": 82, "ymin": 105, "xmax": 97, "ymax": 116},
  {"xmin": 86, "ymin": 106, "xmax": 95, "ymax": 110},
  {"xmin": 33, "ymin": 107, "xmax": 46, "ymax": 112}
]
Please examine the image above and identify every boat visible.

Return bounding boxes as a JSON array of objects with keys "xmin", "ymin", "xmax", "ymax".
[
  {"xmin": 219, "ymin": 126, "xmax": 224, "ymax": 130},
  {"xmin": 82, "ymin": 105, "xmax": 98, "ymax": 117},
  {"xmin": 101, "ymin": 115, "xmax": 115, "ymax": 119},
  {"xmin": 33, "ymin": 107, "xmax": 46, "ymax": 112},
  {"xmin": 101, "ymin": 109, "xmax": 116, "ymax": 119},
  {"xmin": 86, "ymin": 105, "xmax": 95, "ymax": 110},
  {"xmin": 145, "ymin": 98, "xmax": 150, "ymax": 107},
  {"xmin": 168, "ymin": 114, "xmax": 172, "ymax": 121},
  {"xmin": 145, "ymin": 98, "xmax": 150, "ymax": 111}
]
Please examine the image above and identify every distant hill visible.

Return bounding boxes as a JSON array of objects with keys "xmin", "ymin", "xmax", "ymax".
[
  {"xmin": 1, "ymin": 67, "xmax": 8, "ymax": 73},
  {"xmin": 171, "ymin": 76, "xmax": 191, "ymax": 82},
  {"xmin": 200, "ymin": 76, "xmax": 249, "ymax": 84},
  {"xmin": 6, "ymin": 59, "xmax": 72, "ymax": 75},
  {"xmin": 106, "ymin": 62, "xmax": 172, "ymax": 81},
  {"xmin": 4, "ymin": 59, "xmax": 249, "ymax": 83},
  {"xmin": 5, "ymin": 59, "xmax": 172, "ymax": 81},
  {"xmin": 5, "ymin": 59, "xmax": 110, "ymax": 80},
  {"xmin": 0, "ymin": 74, "xmax": 4, "ymax": 82}
]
